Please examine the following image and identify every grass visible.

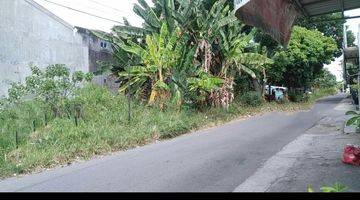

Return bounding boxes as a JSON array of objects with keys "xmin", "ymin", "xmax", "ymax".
[{"xmin": 0, "ymin": 84, "xmax": 337, "ymax": 179}]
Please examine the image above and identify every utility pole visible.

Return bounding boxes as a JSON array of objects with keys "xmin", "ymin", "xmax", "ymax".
[
  {"xmin": 343, "ymin": 23, "xmax": 348, "ymax": 93},
  {"xmin": 358, "ymin": 24, "xmax": 360, "ymax": 110}
]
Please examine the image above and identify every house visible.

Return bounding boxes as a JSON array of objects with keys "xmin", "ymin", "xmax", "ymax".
[
  {"xmin": 75, "ymin": 26, "xmax": 119, "ymax": 93},
  {"xmin": 0, "ymin": 0, "xmax": 115, "ymax": 97},
  {"xmin": 75, "ymin": 26, "xmax": 113, "ymax": 73}
]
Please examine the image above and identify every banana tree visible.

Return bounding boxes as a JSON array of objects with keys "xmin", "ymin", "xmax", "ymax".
[
  {"xmin": 220, "ymin": 22, "xmax": 274, "ymax": 95},
  {"xmin": 118, "ymin": 23, "xmax": 183, "ymax": 109},
  {"xmin": 187, "ymin": 69, "xmax": 224, "ymax": 109},
  {"xmin": 192, "ymin": 0, "xmax": 238, "ymax": 72},
  {"xmin": 93, "ymin": 0, "xmax": 197, "ymax": 79},
  {"xmin": 111, "ymin": 0, "xmax": 194, "ymax": 38}
]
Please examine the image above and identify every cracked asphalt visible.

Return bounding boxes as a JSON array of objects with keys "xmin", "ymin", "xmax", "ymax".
[{"xmin": 0, "ymin": 94, "xmax": 353, "ymax": 192}]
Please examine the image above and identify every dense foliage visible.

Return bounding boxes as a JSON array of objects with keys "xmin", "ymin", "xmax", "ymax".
[
  {"xmin": 0, "ymin": 82, "xmax": 336, "ymax": 178},
  {"xmin": 269, "ymin": 26, "xmax": 338, "ymax": 90},
  {"xmin": 295, "ymin": 13, "xmax": 345, "ymax": 57},
  {"xmin": 240, "ymin": 91, "xmax": 263, "ymax": 107},
  {"xmin": 95, "ymin": 0, "xmax": 279, "ymax": 110},
  {"xmin": 346, "ymin": 28, "xmax": 356, "ymax": 47},
  {"xmin": 313, "ymin": 68, "xmax": 338, "ymax": 89},
  {"xmin": 0, "ymin": 0, "xmax": 342, "ymax": 178},
  {"xmin": 0, "ymin": 65, "xmax": 93, "ymax": 158}
]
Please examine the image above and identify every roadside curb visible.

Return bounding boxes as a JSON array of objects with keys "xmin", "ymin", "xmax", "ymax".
[
  {"xmin": 234, "ymin": 96, "xmax": 355, "ymax": 192},
  {"xmin": 233, "ymin": 134, "xmax": 314, "ymax": 192}
]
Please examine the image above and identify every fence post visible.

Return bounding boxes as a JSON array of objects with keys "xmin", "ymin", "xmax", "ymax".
[
  {"xmin": 74, "ymin": 115, "xmax": 78, "ymax": 127},
  {"xmin": 33, "ymin": 120, "xmax": 36, "ymax": 132},
  {"xmin": 128, "ymin": 75, "xmax": 131, "ymax": 124},
  {"xmin": 127, "ymin": 59, "xmax": 132, "ymax": 124},
  {"xmin": 15, "ymin": 131, "xmax": 18, "ymax": 149},
  {"xmin": 44, "ymin": 113, "xmax": 48, "ymax": 126}
]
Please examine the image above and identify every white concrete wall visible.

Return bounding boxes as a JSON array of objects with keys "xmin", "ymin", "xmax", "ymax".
[{"xmin": 0, "ymin": 0, "xmax": 89, "ymax": 97}]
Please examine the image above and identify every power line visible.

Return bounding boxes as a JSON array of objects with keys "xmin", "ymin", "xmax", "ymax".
[
  {"xmin": 60, "ymin": 0, "xmax": 122, "ymax": 17},
  {"xmin": 39, "ymin": 0, "xmax": 124, "ymax": 25},
  {"xmin": 87, "ymin": 0, "xmax": 132, "ymax": 15},
  {"xmin": 57, "ymin": 0, "xmax": 134, "ymax": 19}
]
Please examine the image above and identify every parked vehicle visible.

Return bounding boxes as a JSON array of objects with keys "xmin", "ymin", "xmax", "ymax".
[{"xmin": 265, "ymin": 85, "xmax": 288, "ymax": 102}]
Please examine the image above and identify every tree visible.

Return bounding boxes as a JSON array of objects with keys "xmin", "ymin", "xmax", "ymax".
[
  {"xmin": 295, "ymin": 13, "xmax": 345, "ymax": 57},
  {"xmin": 313, "ymin": 68, "xmax": 337, "ymax": 89},
  {"xmin": 25, "ymin": 65, "xmax": 94, "ymax": 118},
  {"xmin": 347, "ymin": 28, "xmax": 356, "ymax": 47},
  {"xmin": 271, "ymin": 26, "xmax": 338, "ymax": 90},
  {"xmin": 255, "ymin": 13, "xmax": 347, "ymax": 58},
  {"xmin": 220, "ymin": 24, "xmax": 273, "ymax": 95},
  {"xmin": 117, "ymin": 23, "xmax": 183, "ymax": 109},
  {"xmin": 97, "ymin": 0, "xmax": 274, "ymax": 109}
]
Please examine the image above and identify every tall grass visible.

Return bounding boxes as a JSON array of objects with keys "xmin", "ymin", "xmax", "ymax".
[
  {"xmin": 308, "ymin": 87, "xmax": 338, "ymax": 102},
  {"xmin": 0, "ymin": 84, "xmax": 337, "ymax": 178}
]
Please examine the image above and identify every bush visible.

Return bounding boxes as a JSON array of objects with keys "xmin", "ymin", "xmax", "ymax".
[
  {"xmin": 240, "ymin": 91, "xmax": 263, "ymax": 107},
  {"xmin": 277, "ymin": 96, "xmax": 289, "ymax": 104},
  {"xmin": 288, "ymin": 91, "xmax": 307, "ymax": 103}
]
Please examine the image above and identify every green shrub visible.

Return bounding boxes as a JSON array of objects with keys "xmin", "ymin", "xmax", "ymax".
[
  {"xmin": 288, "ymin": 91, "xmax": 306, "ymax": 103},
  {"xmin": 308, "ymin": 183, "xmax": 347, "ymax": 193},
  {"xmin": 277, "ymin": 96, "xmax": 289, "ymax": 104},
  {"xmin": 240, "ymin": 91, "xmax": 263, "ymax": 107},
  {"xmin": 308, "ymin": 88, "xmax": 337, "ymax": 102}
]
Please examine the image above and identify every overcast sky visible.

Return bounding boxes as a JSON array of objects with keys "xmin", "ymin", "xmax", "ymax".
[
  {"xmin": 33, "ymin": 0, "xmax": 154, "ymax": 31},
  {"xmin": 325, "ymin": 8, "xmax": 360, "ymax": 81},
  {"xmin": 33, "ymin": 0, "xmax": 360, "ymax": 81}
]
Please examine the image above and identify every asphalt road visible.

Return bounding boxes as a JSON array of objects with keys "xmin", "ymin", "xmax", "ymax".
[{"xmin": 0, "ymin": 94, "xmax": 346, "ymax": 192}]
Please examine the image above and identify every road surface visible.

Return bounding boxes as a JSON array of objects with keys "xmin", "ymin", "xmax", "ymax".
[{"xmin": 0, "ymin": 94, "xmax": 346, "ymax": 192}]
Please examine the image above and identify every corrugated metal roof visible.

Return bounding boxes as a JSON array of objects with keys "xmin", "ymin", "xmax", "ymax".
[
  {"xmin": 234, "ymin": 0, "xmax": 360, "ymax": 46},
  {"xmin": 297, "ymin": 0, "xmax": 360, "ymax": 17}
]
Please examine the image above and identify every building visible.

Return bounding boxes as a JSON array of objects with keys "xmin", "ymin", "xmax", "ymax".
[
  {"xmin": 75, "ymin": 26, "xmax": 119, "ymax": 93},
  {"xmin": 0, "ymin": 0, "xmax": 115, "ymax": 97},
  {"xmin": 75, "ymin": 26, "xmax": 113, "ymax": 73}
]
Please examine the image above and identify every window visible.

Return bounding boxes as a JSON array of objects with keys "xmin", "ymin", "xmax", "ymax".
[{"xmin": 100, "ymin": 41, "xmax": 107, "ymax": 48}]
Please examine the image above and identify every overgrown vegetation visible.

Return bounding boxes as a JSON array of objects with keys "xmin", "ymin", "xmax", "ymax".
[
  {"xmin": 240, "ymin": 91, "xmax": 263, "ymax": 107},
  {"xmin": 308, "ymin": 183, "xmax": 348, "ymax": 193},
  {"xmin": 0, "ymin": 0, "xmax": 342, "ymax": 179},
  {"xmin": 0, "ymin": 65, "xmax": 94, "ymax": 177},
  {"xmin": 94, "ymin": 0, "xmax": 338, "ymax": 109},
  {"xmin": 0, "ymin": 81, "xmax": 336, "ymax": 178},
  {"xmin": 95, "ymin": 0, "xmax": 275, "ymax": 110}
]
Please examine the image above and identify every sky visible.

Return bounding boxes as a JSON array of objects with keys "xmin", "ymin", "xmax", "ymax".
[
  {"xmin": 33, "ymin": 0, "xmax": 154, "ymax": 31},
  {"xmin": 324, "ymin": 9, "xmax": 360, "ymax": 81},
  {"xmin": 33, "ymin": 0, "xmax": 360, "ymax": 81}
]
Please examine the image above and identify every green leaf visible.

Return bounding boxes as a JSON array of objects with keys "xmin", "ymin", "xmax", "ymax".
[
  {"xmin": 320, "ymin": 183, "xmax": 347, "ymax": 193},
  {"xmin": 133, "ymin": 3, "xmax": 161, "ymax": 29},
  {"xmin": 307, "ymin": 185, "xmax": 314, "ymax": 193},
  {"xmin": 112, "ymin": 25, "xmax": 149, "ymax": 38},
  {"xmin": 159, "ymin": 23, "xmax": 169, "ymax": 52},
  {"xmin": 346, "ymin": 111, "xmax": 358, "ymax": 115},
  {"xmin": 346, "ymin": 116, "xmax": 359, "ymax": 126}
]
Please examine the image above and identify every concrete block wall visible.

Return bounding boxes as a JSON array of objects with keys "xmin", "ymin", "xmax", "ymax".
[
  {"xmin": 92, "ymin": 74, "xmax": 120, "ymax": 94},
  {"xmin": 0, "ymin": 0, "xmax": 89, "ymax": 97}
]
